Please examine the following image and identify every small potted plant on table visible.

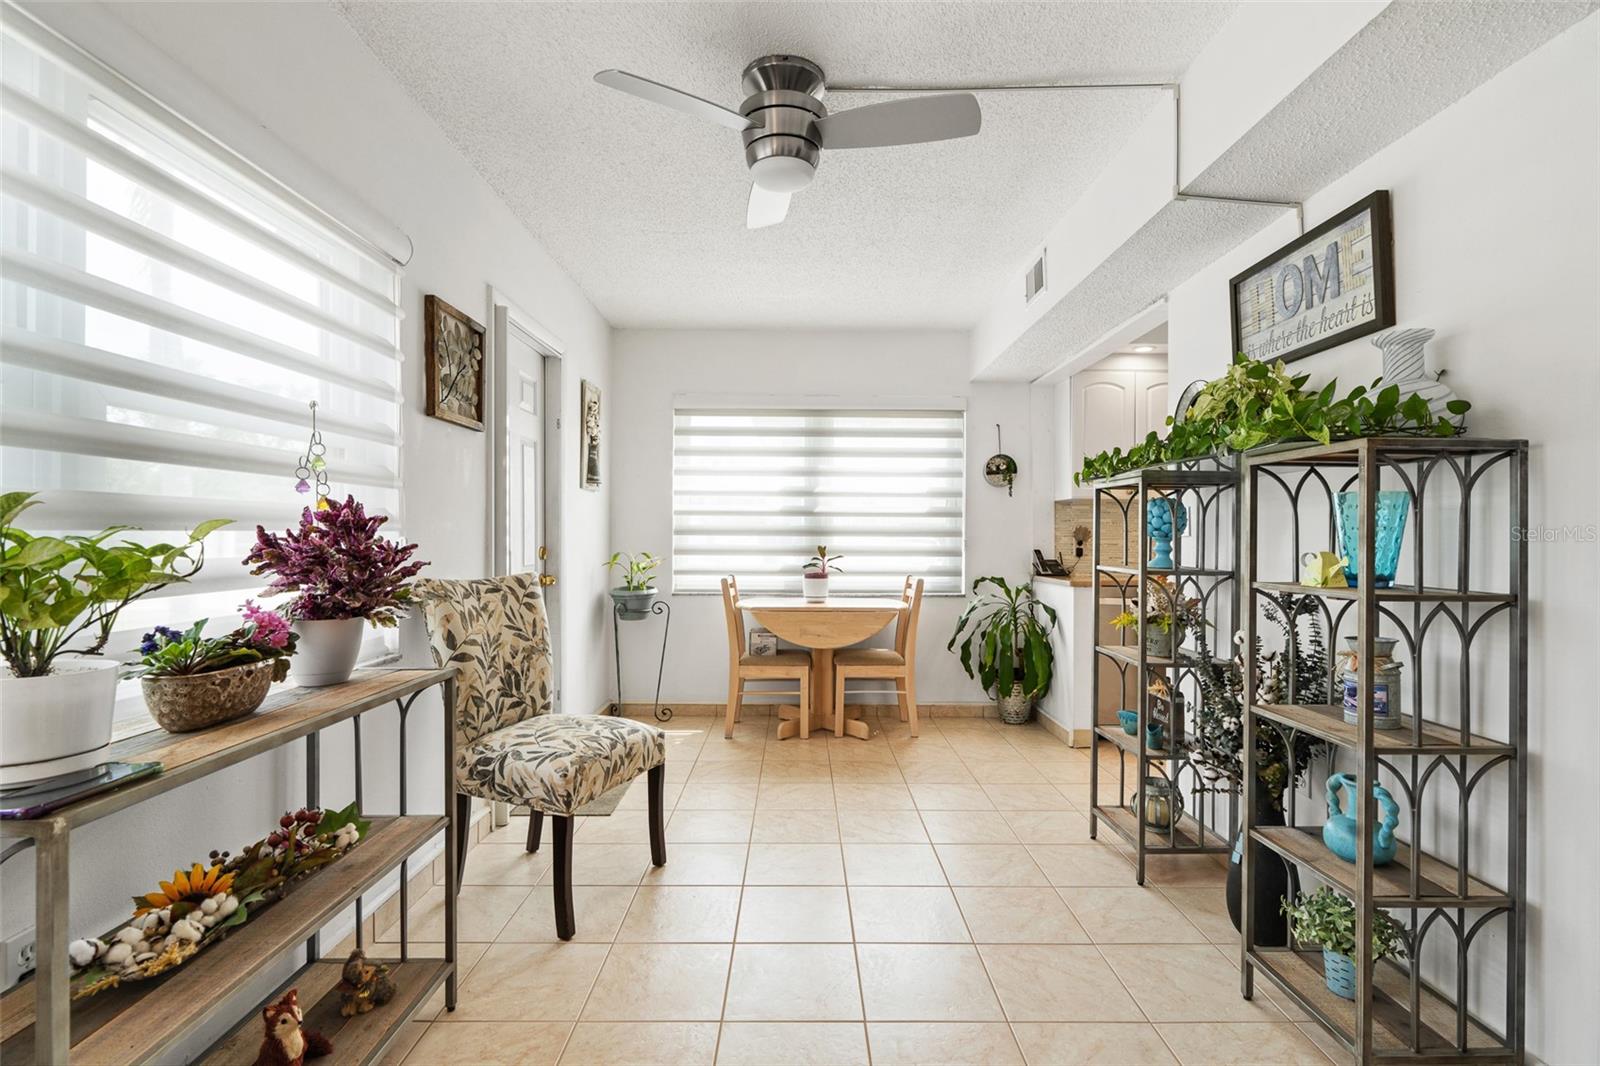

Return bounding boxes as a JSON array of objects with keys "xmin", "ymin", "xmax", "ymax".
[
  {"xmin": 245, "ymin": 497, "xmax": 425, "ymax": 687},
  {"xmin": 1282, "ymin": 886, "xmax": 1408, "ymax": 1001},
  {"xmin": 0, "ymin": 492, "xmax": 226, "ymax": 778},
  {"xmin": 803, "ymin": 546, "xmax": 842, "ymax": 601},
  {"xmin": 1109, "ymin": 578, "xmax": 1204, "ymax": 659},
  {"xmin": 133, "ymin": 602, "xmax": 299, "ymax": 732},
  {"xmin": 605, "ymin": 550, "xmax": 660, "ymax": 620},
  {"xmin": 947, "ymin": 576, "xmax": 1059, "ymax": 724}
]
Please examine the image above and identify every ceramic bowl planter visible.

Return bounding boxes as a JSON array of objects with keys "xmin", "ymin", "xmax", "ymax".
[
  {"xmin": 142, "ymin": 660, "xmax": 278, "ymax": 733},
  {"xmin": 997, "ymin": 682, "xmax": 1032, "ymax": 725},
  {"xmin": 0, "ymin": 657, "xmax": 121, "ymax": 779},
  {"xmin": 289, "ymin": 618, "xmax": 365, "ymax": 688},
  {"xmin": 1118, "ymin": 709, "xmax": 1139, "ymax": 735},
  {"xmin": 611, "ymin": 587, "xmax": 657, "ymax": 621}
]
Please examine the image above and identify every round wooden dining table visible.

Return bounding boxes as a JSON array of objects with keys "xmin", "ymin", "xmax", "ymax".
[{"xmin": 733, "ymin": 595, "xmax": 906, "ymax": 740}]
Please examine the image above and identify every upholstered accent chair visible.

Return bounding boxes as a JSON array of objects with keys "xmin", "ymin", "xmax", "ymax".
[{"xmin": 416, "ymin": 573, "xmax": 666, "ymax": 940}]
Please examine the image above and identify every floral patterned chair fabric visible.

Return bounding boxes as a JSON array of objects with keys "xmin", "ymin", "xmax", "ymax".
[{"xmin": 415, "ymin": 573, "xmax": 664, "ymax": 816}]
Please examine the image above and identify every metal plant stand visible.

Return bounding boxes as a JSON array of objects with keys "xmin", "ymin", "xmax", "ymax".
[
  {"xmin": 1088, "ymin": 458, "xmax": 1240, "ymax": 884},
  {"xmin": 613, "ymin": 598, "xmax": 673, "ymax": 721},
  {"xmin": 1239, "ymin": 437, "xmax": 1527, "ymax": 1064}
]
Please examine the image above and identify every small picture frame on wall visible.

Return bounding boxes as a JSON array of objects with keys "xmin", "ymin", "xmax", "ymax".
[
  {"xmin": 424, "ymin": 294, "xmax": 486, "ymax": 431},
  {"xmin": 1229, "ymin": 190, "xmax": 1396, "ymax": 365},
  {"xmin": 580, "ymin": 379, "xmax": 602, "ymax": 490}
]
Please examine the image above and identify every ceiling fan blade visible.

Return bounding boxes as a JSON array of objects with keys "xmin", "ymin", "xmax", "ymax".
[
  {"xmin": 747, "ymin": 184, "xmax": 790, "ymax": 229},
  {"xmin": 594, "ymin": 69, "xmax": 758, "ymax": 132},
  {"xmin": 817, "ymin": 92, "xmax": 981, "ymax": 150}
]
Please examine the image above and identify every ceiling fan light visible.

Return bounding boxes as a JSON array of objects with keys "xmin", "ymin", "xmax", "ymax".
[{"xmin": 749, "ymin": 154, "xmax": 814, "ymax": 193}]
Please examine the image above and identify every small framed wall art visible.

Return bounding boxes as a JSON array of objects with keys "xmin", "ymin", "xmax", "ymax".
[
  {"xmin": 424, "ymin": 294, "xmax": 486, "ymax": 431},
  {"xmin": 580, "ymin": 379, "xmax": 602, "ymax": 490},
  {"xmin": 1229, "ymin": 190, "xmax": 1395, "ymax": 365}
]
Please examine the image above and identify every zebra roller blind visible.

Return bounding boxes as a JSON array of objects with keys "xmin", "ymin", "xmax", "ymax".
[{"xmin": 672, "ymin": 406, "xmax": 966, "ymax": 594}]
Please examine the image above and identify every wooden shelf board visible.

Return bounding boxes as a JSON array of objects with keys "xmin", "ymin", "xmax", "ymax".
[
  {"xmin": 0, "ymin": 815, "xmax": 443, "ymax": 1066},
  {"xmin": 1094, "ymin": 644, "xmax": 1227, "ymax": 671},
  {"xmin": 1250, "ymin": 948, "xmax": 1510, "ymax": 1059},
  {"xmin": 1093, "ymin": 803, "xmax": 1229, "ymax": 853},
  {"xmin": 1241, "ymin": 436, "xmax": 1526, "ymax": 469},
  {"xmin": 1093, "ymin": 724, "xmax": 1193, "ymax": 761},
  {"xmin": 1, "ymin": 668, "xmax": 454, "ymax": 832},
  {"xmin": 1250, "ymin": 703, "xmax": 1515, "ymax": 756},
  {"xmin": 1253, "ymin": 581, "xmax": 1515, "ymax": 605},
  {"xmin": 1096, "ymin": 564, "xmax": 1236, "ymax": 579},
  {"xmin": 197, "ymin": 957, "xmax": 450, "ymax": 1066},
  {"xmin": 1253, "ymin": 826, "xmax": 1511, "ymax": 908}
]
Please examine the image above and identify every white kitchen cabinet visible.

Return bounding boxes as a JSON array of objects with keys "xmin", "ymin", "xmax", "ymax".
[{"xmin": 1059, "ymin": 368, "xmax": 1168, "ymax": 497}]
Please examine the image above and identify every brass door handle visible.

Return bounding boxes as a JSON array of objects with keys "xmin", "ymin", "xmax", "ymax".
[{"xmin": 539, "ymin": 573, "xmax": 557, "ymax": 587}]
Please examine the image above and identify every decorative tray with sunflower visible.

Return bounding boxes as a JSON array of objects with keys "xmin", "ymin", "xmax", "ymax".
[{"xmin": 66, "ymin": 804, "xmax": 369, "ymax": 1000}]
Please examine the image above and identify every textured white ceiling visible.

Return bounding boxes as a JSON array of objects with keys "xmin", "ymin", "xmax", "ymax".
[{"xmin": 334, "ymin": 1, "xmax": 1237, "ymax": 328}]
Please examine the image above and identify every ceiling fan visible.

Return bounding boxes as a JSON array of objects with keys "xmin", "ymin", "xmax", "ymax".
[{"xmin": 594, "ymin": 55, "xmax": 982, "ymax": 229}]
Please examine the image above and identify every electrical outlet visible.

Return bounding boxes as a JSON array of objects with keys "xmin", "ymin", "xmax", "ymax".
[{"xmin": 3, "ymin": 928, "xmax": 36, "ymax": 988}]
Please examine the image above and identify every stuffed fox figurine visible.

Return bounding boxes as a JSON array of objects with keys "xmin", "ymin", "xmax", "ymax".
[{"xmin": 255, "ymin": 988, "xmax": 333, "ymax": 1066}]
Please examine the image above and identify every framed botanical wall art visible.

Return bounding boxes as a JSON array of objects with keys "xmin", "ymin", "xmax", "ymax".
[
  {"xmin": 1230, "ymin": 190, "xmax": 1395, "ymax": 364},
  {"xmin": 580, "ymin": 379, "xmax": 602, "ymax": 490},
  {"xmin": 424, "ymin": 294, "xmax": 485, "ymax": 431}
]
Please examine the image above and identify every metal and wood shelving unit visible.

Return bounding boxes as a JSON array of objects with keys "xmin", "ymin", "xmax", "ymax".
[
  {"xmin": 0, "ymin": 667, "xmax": 458, "ymax": 1065},
  {"xmin": 1239, "ymin": 437, "xmax": 1527, "ymax": 1063},
  {"xmin": 1088, "ymin": 461, "xmax": 1240, "ymax": 883}
]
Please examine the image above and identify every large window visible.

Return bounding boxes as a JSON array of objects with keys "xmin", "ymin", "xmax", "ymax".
[
  {"xmin": 672, "ymin": 406, "xmax": 966, "ymax": 595},
  {"xmin": 1, "ymin": 18, "xmax": 403, "ymax": 735}
]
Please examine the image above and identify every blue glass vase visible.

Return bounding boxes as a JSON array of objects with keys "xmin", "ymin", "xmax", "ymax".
[
  {"xmin": 1146, "ymin": 499, "xmax": 1188, "ymax": 570},
  {"xmin": 1337, "ymin": 491, "xmax": 1409, "ymax": 587}
]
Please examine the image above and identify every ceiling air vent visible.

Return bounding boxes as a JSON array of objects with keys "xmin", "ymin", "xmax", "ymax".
[{"xmin": 1024, "ymin": 252, "xmax": 1047, "ymax": 303}]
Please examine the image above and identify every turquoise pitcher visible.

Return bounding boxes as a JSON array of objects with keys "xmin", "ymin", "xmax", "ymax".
[{"xmin": 1321, "ymin": 773, "xmax": 1399, "ymax": 865}]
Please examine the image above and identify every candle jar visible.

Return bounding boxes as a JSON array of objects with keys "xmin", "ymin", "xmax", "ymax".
[
  {"xmin": 1138, "ymin": 775, "xmax": 1182, "ymax": 832},
  {"xmin": 1339, "ymin": 635, "xmax": 1405, "ymax": 731}
]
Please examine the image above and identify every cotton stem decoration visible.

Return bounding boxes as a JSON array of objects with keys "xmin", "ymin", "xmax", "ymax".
[{"xmin": 294, "ymin": 401, "xmax": 331, "ymax": 511}]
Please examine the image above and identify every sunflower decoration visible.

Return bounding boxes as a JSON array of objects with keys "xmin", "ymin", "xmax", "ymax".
[{"xmin": 138, "ymin": 862, "xmax": 236, "ymax": 916}]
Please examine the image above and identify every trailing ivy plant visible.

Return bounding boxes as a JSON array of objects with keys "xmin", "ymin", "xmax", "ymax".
[{"xmin": 1075, "ymin": 354, "xmax": 1471, "ymax": 484}]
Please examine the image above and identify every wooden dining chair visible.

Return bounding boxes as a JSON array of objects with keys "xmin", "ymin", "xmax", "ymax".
[
  {"xmin": 721, "ymin": 575, "xmax": 812, "ymax": 739},
  {"xmin": 834, "ymin": 576, "xmax": 924, "ymax": 737}
]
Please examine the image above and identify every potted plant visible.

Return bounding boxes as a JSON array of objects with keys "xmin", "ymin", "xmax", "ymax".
[
  {"xmin": 803, "ymin": 545, "xmax": 842, "ymax": 601},
  {"xmin": 604, "ymin": 550, "xmax": 660, "ymax": 620},
  {"xmin": 131, "ymin": 602, "xmax": 298, "ymax": 733},
  {"xmin": 1108, "ymin": 579, "xmax": 1204, "ymax": 658},
  {"xmin": 947, "ymin": 576, "xmax": 1059, "ymax": 724},
  {"xmin": 1281, "ymin": 887, "xmax": 1408, "ymax": 1001},
  {"xmin": 0, "ymin": 492, "xmax": 227, "ymax": 776},
  {"xmin": 244, "ymin": 497, "xmax": 425, "ymax": 687}
]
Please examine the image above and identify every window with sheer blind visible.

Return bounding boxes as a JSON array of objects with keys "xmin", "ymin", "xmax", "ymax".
[
  {"xmin": 0, "ymin": 20, "xmax": 403, "ymax": 735},
  {"xmin": 672, "ymin": 406, "xmax": 966, "ymax": 595}
]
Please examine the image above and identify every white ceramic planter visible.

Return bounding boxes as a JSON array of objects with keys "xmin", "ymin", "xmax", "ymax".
[
  {"xmin": 0, "ymin": 658, "xmax": 121, "ymax": 777},
  {"xmin": 289, "ymin": 618, "xmax": 366, "ymax": 687},
  {"xmin": 803, "ymin": 574, "xmax": 830, "ymax": 601}
]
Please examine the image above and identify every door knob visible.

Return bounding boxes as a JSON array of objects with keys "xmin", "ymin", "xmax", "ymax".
[{"xmin": 539, "ymin": 573, "xmax": 557, "ymax": 587}]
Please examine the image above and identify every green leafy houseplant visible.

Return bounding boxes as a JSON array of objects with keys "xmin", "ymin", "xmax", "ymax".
[
  {"xmin": 0, "ymin": 492, "xmax": 228, "ymax": 678},
  {"xmin": 804, "ymin": 545, "xmax": 844, "ymax": 577},
  {"xmin": 1282, "ymin": 886, "xmax": 1408, "ymax": 962},
  {"xmin": 604, "ymin": 550, "xmax": 660, "ymax": 591},
  {"xmin": 948, "ymin": 577, "xmax": 1060, "ymax": 702},
  {"xmin": 132, "ymin": 603, "xmax": 298, "ymax": 681},
  {"xmin": 1076, "ymin": 354, "xmax": 1472, "ymax": 485}
]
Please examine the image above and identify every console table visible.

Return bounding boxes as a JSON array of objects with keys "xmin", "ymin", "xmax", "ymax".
[{"xmin": 0, "ymin": 666, "xmax": 457, "ymax": 1065}]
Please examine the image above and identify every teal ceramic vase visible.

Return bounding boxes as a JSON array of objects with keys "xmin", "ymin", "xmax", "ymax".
[
  {"xmin": 1321, "ymin": 772, "xmax": 1399, "ymax": 865},
  {"xmin": 1146, "ymin": 498, "xmax": 1188, "ymax": 570}
]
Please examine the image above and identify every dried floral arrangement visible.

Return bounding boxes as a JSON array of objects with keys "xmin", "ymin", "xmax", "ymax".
[{"xmin": 67, "ymin": 804, "xmax": 368, "ymax": 999}]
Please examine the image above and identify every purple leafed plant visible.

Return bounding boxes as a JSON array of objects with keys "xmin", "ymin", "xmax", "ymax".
[{"xmin": 244, "ymin": 496, "xmax": 427, "ymax": 626}]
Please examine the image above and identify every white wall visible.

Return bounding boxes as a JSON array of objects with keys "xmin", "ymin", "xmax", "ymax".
[
  {"xmin": 1167, "ymin": 19, "xmax": 1599, "ymax": 1063},
  {"xmin": 1, "ymin": 1, "xmax": 612, "ymax": 1041},
  {"xmin": 609, "ymin": 329, "xmax": 1046, "ymax": 709}
]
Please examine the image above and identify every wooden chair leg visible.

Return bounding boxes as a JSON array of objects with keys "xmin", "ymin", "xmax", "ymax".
[
  {"xmin": 647, "ymin": 764, "xmax": 667, "ymax": 866},
  {"xmin": 799, "ymin": 674, "xmax": 810, "ymax": 740},
  {"xmin": 904, "ymin": 673, "xmax": 920, "ymax": 738},
  {"xmin": 526, "ymin": 809, "xmax": 544, "ymax": 853},
  {"xmin": 725, "ymin": 672, "xmax": 740, "ymax": 738},
  {"xmin": 552, "ymin": 815, "xmax": 575, "ymax": 940},
  {"xmin": 896, "ymin": 685, "xmax": 909, "ymax": 722},
  {"xmin": 453, "ymin": 793, "xmax": 472, "ymax": 886}
]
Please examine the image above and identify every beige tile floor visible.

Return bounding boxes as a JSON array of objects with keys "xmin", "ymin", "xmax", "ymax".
[{"xmin": 381, "ymin": 716, "xmax": 1339, "ymax": 1065}]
